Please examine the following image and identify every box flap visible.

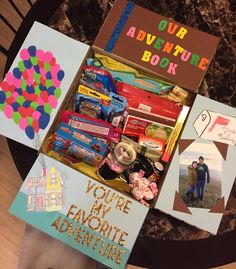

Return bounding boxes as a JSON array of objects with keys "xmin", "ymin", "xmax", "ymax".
[
  {"xmin": 154, "ymin": 95, "xmax": 236, "ymax": 234},
  {"xmin": 9, "ymin": 153, "xmax": 148, "ymax": 269},
  {"xmin": 93, "ymin": 0, "xmax": 220, "ymax": 92},
  {"xmin": 0, "ymin": 22, "xmax": 89, "ymax": 150}
]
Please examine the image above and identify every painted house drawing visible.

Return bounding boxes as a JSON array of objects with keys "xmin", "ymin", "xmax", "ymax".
[{"xmin": 27, "ymin": 166, "xmax": 64, "ymax": 212}]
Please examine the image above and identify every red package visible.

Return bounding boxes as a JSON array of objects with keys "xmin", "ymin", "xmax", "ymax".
[{"xmin": 117, "ymin": 82, "xmax": 182, "ymax": 119}]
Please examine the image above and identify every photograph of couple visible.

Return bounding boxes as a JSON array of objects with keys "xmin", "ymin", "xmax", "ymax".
[
  {"xmin": 179, "ymin": 141, "xmax": 222, "ymax": 209},
  {"xmin": 186, "ymin": 156, "xmax": 210, "ymax": 201}
]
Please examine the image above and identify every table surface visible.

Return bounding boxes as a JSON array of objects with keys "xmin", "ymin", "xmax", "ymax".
[{"xmin": 5, "ymin": 1, "xmax": 236, "ymax": 268}]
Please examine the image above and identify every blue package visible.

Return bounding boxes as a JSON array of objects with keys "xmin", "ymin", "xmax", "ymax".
[
  {"xmin": 52, "ymin": 122, "xmax": 108, "ymax": 166},
  {"xmin": 83, "ymin": 67, "xmax": 118, "ymax": 94},
  {"xmin": 86, "ymin": 58, "xmax": 173, "ymax": 94},
  {"xmin": 76, "ymin": 96, "xmax": 102, "ymax": 119},
  {"xmin": 75, "ymin": 91, "xmax": 126, "ymax": 125}
]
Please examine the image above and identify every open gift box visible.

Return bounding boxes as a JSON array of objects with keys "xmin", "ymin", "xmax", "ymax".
[{"xmin": 1, "ymin": 1, "xmax": 236, "ymax": 268}]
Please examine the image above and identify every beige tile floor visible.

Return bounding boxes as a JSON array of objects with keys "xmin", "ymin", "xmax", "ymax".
[
  {"xmin": 0, "ymin": 1, "xmax": 235, "ymax": 268},
  {"xmin": 0, "ymin": 135, "xmax": 26, "ymax": 268}
]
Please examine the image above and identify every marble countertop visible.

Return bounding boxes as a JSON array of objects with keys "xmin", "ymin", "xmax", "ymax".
[{"xmin": 47, "ymin": 0, "xmax": 236, "ymax": 240}]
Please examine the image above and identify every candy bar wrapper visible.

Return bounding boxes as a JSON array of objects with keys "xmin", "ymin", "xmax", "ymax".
[
  {"xmin": 81, "ymin": 74, "xmax": 110, "ymax": 96},
  {"xmin": 117, "ymin": 81, "xmax": 182, "ymax": 120},
  {"xmin": 60, "ymin": 110, "xmax": 121, "ymax": 143},
  {"xmin": 138, "ymin": 135, "xmax": 165, "ymax": 153},
  {"xmin": 52, "ymin": 122, "xmax": 108, "ymax": 166},
  {"xmin": 86, "ymin": 55, "xmax": 173, "ymax": 94},
  {"xmin": 82, "ymin": 66, "xmax": 118, "ymax": 94}
]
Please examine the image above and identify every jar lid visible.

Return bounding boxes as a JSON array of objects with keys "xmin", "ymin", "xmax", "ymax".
[
  {"xmin": 154, "ymin": 161, "xmax": 165, "ymax": 172},
  {"xmin": 114, "ymin": 142, "xmax": 137, "ymax": 166}
]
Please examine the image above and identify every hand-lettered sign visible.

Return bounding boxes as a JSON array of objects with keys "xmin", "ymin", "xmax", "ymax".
[
  {"xmin": 10, "ymin": 154, "xmax": 148, "ymax": 269},
  {"xmin": 94, "ymin": 0, "xmax": 220, "ymax": 92}
]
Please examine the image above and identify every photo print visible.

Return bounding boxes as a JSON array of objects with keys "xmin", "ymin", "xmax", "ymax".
[{"xmin": 179, "ymin": 140, "xmax": 222, "ymax": 209}]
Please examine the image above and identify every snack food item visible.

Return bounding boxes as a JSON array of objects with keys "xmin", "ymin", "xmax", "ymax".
[
  {"xmin": 78, "ymin": 84, "xmax": 110, "ymax": 102},
  {"xmin": 75, "ymin": 86, "xmax": 126, "ymax": 125},
  {"xmin": 121, "ymin": 135, "xmax": 163, "ymax": 161},
  {"xmin": 51, "ymin": 122, "xmax": 108, "ymax": 166},
  {"xmin": 129, "ymin": 170, "xmax": 158, "ymax": 207},
  {"xmin": 138, "ymin": 135, "xmax": 165, "ymax": 152},
  {"xmin": 165, "ymin": 85, "xmax": 189, "ymax": 104},
  {"xmin": 117, "ymin": 82, "xmax": 182, "ymax": 120},
  {"xmin": 123, "ymin": 115, "xmax": 173, "ymax": 140},
  {"xmin": 79, "ymin": 77, "xmax": 108, "ymax": 96},
  {"xmin": 82, "ymin": 66, "xmax": 117, "ymax": 94},
  {"xmin": 145, "ymin": 123, "xmax": 172, "ymax": 140},
  {"xmin": 87, "ymin": 55, "xmax": 173, "ymax": 94},
  {"xmin": 126, "ymin": 107, "xmax": 176, "ymax": 128},
  {"xmin": 76, "ymin": 96, "xmax": 102, "ymax": 119},
  {"xmin": 60, "ymin": 110, "xmax": 121, "ymax": 143}
]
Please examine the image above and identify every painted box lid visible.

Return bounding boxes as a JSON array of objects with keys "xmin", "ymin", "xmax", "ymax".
[
  {"xmin": 0, "ymin": 22, "xmax": 89, "ymax": 150},
  {"xmin": 93, "ymin": 0, "xmax": 220, "ymax": 92},
  {"xmin": 9, "ymin": 153, "xmax": 148, "ymax": 269},
  {"xmin": 154, "ymin": 95, "xmax": 236, "ymax": 234}
]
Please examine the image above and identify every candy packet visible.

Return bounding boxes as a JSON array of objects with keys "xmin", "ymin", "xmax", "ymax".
[
  {"xmin": 82, "ymin": 66, "xmax": 118, "ymax": 94},
  {"xmin": 60, "ymin": 110, "xmax": 121, "ymax": 143},
  {"xmin": 86, "ymin": 55, "xmax": 174, "ymax": 94},
  {"xmin": 117, "ymin": 81, "xmax": 182, "ymax": 120},
  {"xmin": 75, "ymin": 85, "xmax": 127, "ymax": 126},
  {"xmin": 51, "ymin": 122, "xmax": 108, "ymax": 166}
]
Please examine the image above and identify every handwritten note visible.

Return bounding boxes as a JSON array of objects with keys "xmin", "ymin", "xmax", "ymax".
[{"xmin": 193, "ymin": 110, "xmax": 236, "ymax": 145}]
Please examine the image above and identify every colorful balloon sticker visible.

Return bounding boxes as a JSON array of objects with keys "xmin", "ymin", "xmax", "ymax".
[{"xmin": 0, "ymin": 45, "xmax": 65, "ymax": 139}]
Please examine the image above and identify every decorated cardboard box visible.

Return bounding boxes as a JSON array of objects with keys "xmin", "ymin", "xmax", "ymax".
[{"xmin": 0, "ymin": 1, "xmax": 235, "ymax": 268}]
